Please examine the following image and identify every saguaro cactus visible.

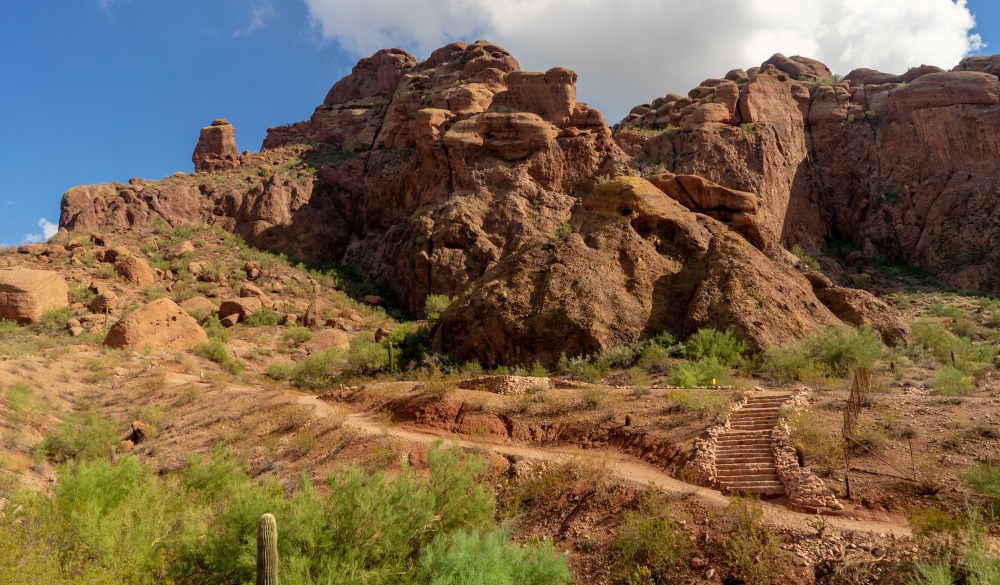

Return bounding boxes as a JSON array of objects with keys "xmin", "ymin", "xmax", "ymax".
[{"xmin": 256, "ymin": 513, "xmax": 279, "ymax": 585}]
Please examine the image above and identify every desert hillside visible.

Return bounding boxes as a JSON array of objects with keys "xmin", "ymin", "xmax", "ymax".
[{"xmin": 1, "ymin": 44, "xmax": 999, "ymax": 584}]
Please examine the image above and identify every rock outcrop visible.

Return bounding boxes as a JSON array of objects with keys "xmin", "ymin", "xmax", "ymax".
[
  {"xmin": 0, "ymin": 268, "xmax": 69, "ymax": 323},
  {"xmin": 104, "ymin": 298, "xmax": 208, "ymax": 351},
  {"xmin": 618, "ymin": 52, "xmax": 1000, "ymax": 293},
  {"xmin": 60, "ymin": 42, "xmax": 951, "ymax": 364},
  {"xmin": 192, "ymin": 118, "xmax": 240, "ymax": 173}
]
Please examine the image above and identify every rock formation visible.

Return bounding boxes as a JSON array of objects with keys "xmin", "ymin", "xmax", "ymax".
[
  {"xmin": 192, "ymin": 118, "xmax": 240, "ymax": 173},
  {"xmin": 66, "ymin": 42, "xmax": 996, "ymax": 363},
  {"xmin": 0, "ymin": 268, "xmax": 69, "ymax": 323},
  {"xmin": 104, "ymin": 298, "xmax": 209, "ymax": 351},
  {"xmin": 618, "ymin": 54, "xmax": 1000, "ymax": 293}
]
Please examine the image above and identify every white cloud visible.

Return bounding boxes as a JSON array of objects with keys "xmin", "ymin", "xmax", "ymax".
[
  {"xmin": 23, "ymin": 218, "xmax": 58, "ymax": 245},
  {"xmin": 302, "ymin": 0, "xmax": 984, "ymax": 122},
  {"xmin": 234, "ymin": 2, "xmax": 276, "ymax": 38}
]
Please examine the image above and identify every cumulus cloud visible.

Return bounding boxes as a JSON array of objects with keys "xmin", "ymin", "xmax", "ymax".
[
  {"xmin": 234, "ymin": 1, "xmax": 275, "ymax": 38},
  {"xmin": 303, "ymin": 0, "xmax": 984, "ymax": 122},
  {"xmin": 23, "ymin": 218, "xmax": 59, "ymax": 245}
]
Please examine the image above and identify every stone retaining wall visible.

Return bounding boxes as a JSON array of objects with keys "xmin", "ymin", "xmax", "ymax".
[
  {"xmin": 772, "ymin": 390, "xmax": 843, "ymax": 511},
  {"xmin": 458, "ymin": 375, "xmax": 550, "ymax": 395}
]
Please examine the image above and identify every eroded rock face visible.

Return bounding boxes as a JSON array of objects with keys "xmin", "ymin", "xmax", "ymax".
[
  {"xmin": 104, "ymin": 298, "xmax": 208, "ymax": 351},
  {"xmin": 434, "ymin": 177, "xmax": 843, "ymax": 365},
  {"xmin": 192, "ymin": 119, "xmax": 240, "ymax": 173},
  {"xmin": 0, "ymin": 268, "xmax": 69, "ymax": 323},
  {"xmin": 618, "ymin": 52, "xmax": 1000, "ymax": 293},
  {"xmin": 61, "ymin": 43, "xmax": 938, "ymax": 364}
]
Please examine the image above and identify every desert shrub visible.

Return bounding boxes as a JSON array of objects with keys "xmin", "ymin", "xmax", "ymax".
[
  {"xmin": 200, "ymin": 314, "xmax": 232, "ymax": 342},
  {"xmin": 929, "ymin": 366, "xmax": 974, "ymax": 396},
  {"xmin": 0, "ymin": 441, "xmax": 565, "ymax": 585},
  {"xmin": 610, "ymin": 492, "xmax": 689, "ymax": 583},
  {"xmin": 684, "ymin": 328, "xmax": 746, "ymax": 367},
  {"xmin": 637, "ymin": 343, "xmax": 672, "ymax": 374},
  {"xmin": 668, "ymin": 357, "xmax": 729, "ymax": 388},
  {"xmin": 386, "ymin": 322, "xmax": 432, "ymax": 369},
  {"xmin": 30, "ymin": 307, "xmax": 73, "ymax": 336},
  {"xmin": 567, "ymin": 355, "xmax": 609, "ymax": 383},
  {"xmin": 282, "ymin": 326, "xmax": 313, "ymax": 346},
  {"xmin": 95, "ymin": 263, "xmax": 117, "ymax": 279},
  {"xmin": 963, "ymin": 463, "xmax": 1000, "ymax": 511},
  {"xmin": 664, "ymin": 388, "xmax": 734, "ymax": 419},
  {"xmin": 790, "ymin": 244, "xmax": 821, "ymax": 270},
  {"xmin": 908, "ymin": 518, "xmax": 1000, "ymax": 585},
  {"xmin": 414, "ymin": 529, "xmax": 572, "ymax": 585},
  {"xmin": 626, "ymin": 367, "xmax": 651, "ymax": 392},
  {"xmin": 244, "ymin": 307, "xmax": 284, "ymax": 327},
  {"xmin": 37, "ymin": 411, "xmax": 120, "ymax": 463},
  {"xmin": 787, "ymin": 410, "xmax": 842, "ymax": 476},
  {"xmin": 194, "ymin": 340, "xmax": 243, "ymax": 374},
  {"xmin": 527, "ymin": 361, "xmax": 548, "ymax": 378},
  {"xmin": 425, "ymin": 294, "xmax": 457, "ymax": 322},
  {"xmin": 600, "ymin": 344, "xmax": 638, "ymax": 369},
  {"xmin": 761, "ymin": 325, "xmax": 883, "ymax": 382},
  {"xmin": 68, "ymin": 283, "xmax": 96, "ymax": 305},
  {"xmin": 458, "ymin": 360, "xmax": 483, "ymax": 379},
  {"xmin": 906, "ymin": 506, "xmax": 963, "ymax": 539},
  {"xmin": 910, "ymin": 320, "xmax": 993, "ymax": 367},
  {"xmin": 718, "ymin": 495, "xmax": 787, "ymax": 585}
]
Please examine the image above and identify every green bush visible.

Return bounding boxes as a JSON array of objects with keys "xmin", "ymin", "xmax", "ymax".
[
  {"xmin": 600, "ymin": 344, "xmax": 639, "ymax": 369},
  {"xmin": 790, "ymin": 244, "xmax": 821, "ymax": 270},
  {"xmin": 282, "ymin": 326, "xmax": 313, "ymax": 346},
  {"xmin": 0, "ymin": 442, "xmax": 569, "ymax": 585},
  {"xmin": 963, "ymin": 463, "xmax": 1000, "ymax": 510},
  {"xmin": 718, "ymin": 495, "xmax": 787, "ymax": 585},
  {"xmin": 37, "ymin": 411, "xmax": 120, "ymax": 463},
  {"xmin": 425, "ymin": 294, "xmax": 457, "ymax": 322},
  {"xmin": 684, "ymin": 329, "xmax": 746, "ymax": 367},
  {"xmin": 567, "ymin": 355, "xmax": 609, "ymax": 383},
  {"xmin": 610, "ymin": 492, "xmax": 689, "ymax": 583},
  {"xmin": 668, "ymin": 357, "xmax": 729, "ymax": 388},
  {"xmin": 911, "ymin": 320, "xmax": 993, "ymax": 367},
  {"xmin": 195, "ymin": 340, "xmax": 244, "ymax": 374},
  {"xmin": 244, "ymin": 307, "xmax": 284, "ymax": 327},
  {"xmin": 929, "ymin": 366, "xmax": 974, "ymax": 396},
  {"xmin": 637, "ymin": 343, "xmax": 672, "ymax": 374},
  {"xmin": 664, "ymin": 388, "xmax": 735, "ymax": 419},
  {"xmin": 414, "ymin": 529, "xmax": 572, "ymax": 585},
  {"xmin": 761, "ymin": 325, "xmax": 884, "ymax": 382}
]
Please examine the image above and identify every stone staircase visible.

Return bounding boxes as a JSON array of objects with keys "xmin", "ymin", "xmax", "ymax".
[{"xmin": 715, "ymin": 394, "xmax": 792, "ymax": 496}]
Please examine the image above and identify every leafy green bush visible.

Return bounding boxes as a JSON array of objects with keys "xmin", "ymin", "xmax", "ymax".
[
  {"xmin": 790, "ymin": 244, "xmax": 821, "ymax": 270},
  {"xmin": 684, "ymin": 329, "xmax": 746, "ymax": 367},
  {"xmin": 910, "ymin": 320, "xmax": 993, "ymax": 367},
  {"xmin": 761, "ymin": 325, "xmax": 884, "ymax": 382},
  {"xmin": 600, "ymin": 344, "xmax": 639, "ymax": 369},
  {"xmin": 929, "ymin": 366, "xmax": 974, "ymax": 396},
  {"xmin": 195, "ymin": 340, "xmax": 243, "ymax": 374},
  {"xmin": 282, "ymin": 326, "xmax": 313, "ymax": 346},
  {"xmin": 244, "ymin": 307, "xmax": 284, "ymax": 327},
  {"xmin": 567, "ymin": 355, "xmax": 609, "ymax": 383},
  {"xmin": 664, "ymin": 388, "xmax": 735, "ymax": 419},
  {"xmin": 414, "ymin": 529, "xmax": 572, "ymax": 585},
  {"xmin": 0, "ymin": 442, "xmax": 569, "ymax": 585},
  {"xmin": 637, "ymin": 343, "xmax": 672, "ymax": 374},
  {"xmin": 610, "ymin": 492, "xmax": 689, "ymax": 583},
  {"xmin": 668, "ymin": 357, "xmax": 729, "ymax": 388},
  {"xmin": 425, "ymin": 294, "xmax": 457, "ymax": 322},
  {"xmin": 718, "ymin": 495, "xmax": 788, "ymax": 585},
  {"xmin": 37, "ymin": 411, "xmax": 120, "ymax": 463},
  {"xmin": 271, "ymin": 332, "xmax": 390, "ymax": 390},
  {"xmin": 963, "ymin": 463, "xmax": 1000, "ymax": 510}
]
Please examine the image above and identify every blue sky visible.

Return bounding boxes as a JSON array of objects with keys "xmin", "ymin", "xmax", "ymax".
[{"xmin": 1, "ymin": 0, "xmax": 997, "ymax": 245}]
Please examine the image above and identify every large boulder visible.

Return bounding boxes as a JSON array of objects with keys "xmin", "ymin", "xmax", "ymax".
[
  {"xmin": 104, "ymin": 298, "xmax": 208, "ymax": 351},
  {"xmin": 192, "ymin": 118, "xmax": 240, "ymax": 173},
  {"xmin": 115, "ymin": 255, "xmax": 157, "ymax": 286},
  {"xmin": 0, "ymin": 268, "xmax": 69, "ymax": 323}
]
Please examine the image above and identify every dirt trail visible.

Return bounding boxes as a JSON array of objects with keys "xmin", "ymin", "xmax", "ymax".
[{"xmin": 295, "ymin": 393, "xmax": 912, "ymax": 539}]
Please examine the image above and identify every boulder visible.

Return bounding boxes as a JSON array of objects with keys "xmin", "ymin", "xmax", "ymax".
[
  {"xmin": 192, "ymin": 118, "xmax": 240, "ymax": 173},
  {"xmin": 90, "ymin": 291, "xmax": 117, "ymax": 313},
  {"xmin": 219, "ymin": 297, "xmax": 263, "ymax": 323},
  {"xmin": 115, "ymin": 255, "xmax": 157, "ymax": 286},
  {"xmin": 887, "ymin": 71, "xmax": 1000, "ymax": 114},
  {"xmin": 104, "ymin": 298, "xmax": 209, "ymax": 351},
  {"xmin": 814, "ymin": 286, "xmax": 909, "ymax": 346},
  {"xmin": 0, "ymin": 268, "xmax": 69, "ymax": 323},
  {"xmin": 180, "ymin": 296, "xmax": 218, "ymax": 313}
]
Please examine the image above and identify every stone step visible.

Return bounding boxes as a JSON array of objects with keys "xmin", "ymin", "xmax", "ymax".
[
  {"xmin": 716, "ymin": 456, "xmax": 775, "ymax": 465},
  {"xmin": 716, "ymin": 438, "xmax": 772, "ymax": 446},
  {"xmin": 716, "ymin": 444, "xmax": 773, "ymax": 452},
  {"xmin": 729, "ymin": 424, "xmax": 776, "ymax": 430},
  {"xmin": 720, "ymin": 483, "xmax": 786, "ymax": 496},
  {"xmin": 716, "ymin": 466, "xmax": 777, "ymax": 476}
]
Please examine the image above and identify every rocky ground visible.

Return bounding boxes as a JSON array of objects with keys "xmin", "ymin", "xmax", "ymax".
[{"xmin": 1, "ymin": 224, "xmax": 999, "ymax": 584}]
